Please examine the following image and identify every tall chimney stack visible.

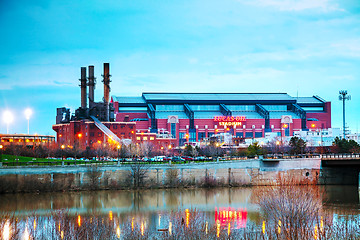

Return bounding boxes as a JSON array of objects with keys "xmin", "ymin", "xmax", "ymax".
[
  {"xmin": 102, "ymin": 63, "xmax": 111, "ymax": 121},
  {"xmin": 88, "ymin": 65, "xmax": 95, "ymax": 109},
  {"xmin": 80, "ymin": 67, "xmax": 87, "ymax": 109}
]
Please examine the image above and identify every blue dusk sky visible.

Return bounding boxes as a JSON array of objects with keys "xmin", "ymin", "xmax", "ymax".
[{"xmin": 0, "ymin": 0, "xmax": 360, "ymax": 135}]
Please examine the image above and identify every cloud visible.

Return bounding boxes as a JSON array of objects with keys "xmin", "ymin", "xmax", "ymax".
[{"xmin": 240, "ymin": 0, "xmax": 343, "ymax": 12}]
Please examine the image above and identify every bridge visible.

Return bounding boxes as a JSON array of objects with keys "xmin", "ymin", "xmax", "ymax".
[{"xmin": 319, "ymin": 154, "xmax": 360, "ymax": 186}]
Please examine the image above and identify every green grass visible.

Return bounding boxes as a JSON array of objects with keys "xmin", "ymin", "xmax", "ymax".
[{"xmin": 1, "ymin": 154, "xmax": 48, "ymax": 162}]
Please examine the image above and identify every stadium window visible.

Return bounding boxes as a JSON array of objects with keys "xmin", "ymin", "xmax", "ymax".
[
  {"xmin": 171, "ymin": 123, "xmax": 176, "ymax": 138},
  {"xmin": 198, "ymin": 132, "xmax": 206, "ymax": 141},
  {"xmin": 236, "ymin": 132, "xmax": 243, "ymax": 138},
  {"xmin": 189, "ymin": 132, "xmax": 196, "ymax": 142},
  {"xmin": 245, "ymin": 132, "xmax": 253, "ymax": 138}
]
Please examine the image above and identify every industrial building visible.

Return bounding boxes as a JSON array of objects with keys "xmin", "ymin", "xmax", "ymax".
[{"xmin": 52, "ymin": 63, "xmax": 331, "ymax": 149}]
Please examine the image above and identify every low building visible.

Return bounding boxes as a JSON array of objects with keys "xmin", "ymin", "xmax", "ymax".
[{"xmin": 0, "ymin": 134, "xmax": 56, "ymax": 148}]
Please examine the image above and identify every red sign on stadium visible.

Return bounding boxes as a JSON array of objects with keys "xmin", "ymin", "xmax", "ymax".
[{"xmin": 214, "ymin": 116, "xmax": 246, "ymax": 127}]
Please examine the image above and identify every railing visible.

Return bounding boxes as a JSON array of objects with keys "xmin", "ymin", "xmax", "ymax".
[
  {"xmin": 320, "ymin": 153, "xmax": 360, "ymax": 160},
  {"xmin": 90, "ymin": 116, "xmax": 121, "ymax": 143}
]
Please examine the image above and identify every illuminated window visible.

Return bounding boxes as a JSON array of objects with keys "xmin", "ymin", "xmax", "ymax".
[
  {"xmin": 136, "ymin": 137, "xmax": 141, "ymax": 140},
  {"xmin": 150, "ymin": 137, "xmax": 154, "ymax": 140},
  {"xmin": 143, "ymin": 137, "xmax": 148, "ymax": 140}
]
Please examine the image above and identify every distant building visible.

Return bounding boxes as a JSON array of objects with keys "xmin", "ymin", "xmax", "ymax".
[{"xmin": 0, "ymin": 134, "xmax": 55, "ymax": 148}]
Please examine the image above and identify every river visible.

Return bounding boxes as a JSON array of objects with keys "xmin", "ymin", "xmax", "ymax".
[{"xmin": 0, "ymin": 185, "xmax": 359, "ymax": 239}]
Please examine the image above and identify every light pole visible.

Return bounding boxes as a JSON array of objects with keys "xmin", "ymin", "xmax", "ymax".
[
  {"xmin": 61, "ymin": 144, "xmax": 65, "ymax": 160},
  {"xmin": 339, "ymin": 90, "xmax": 351, "ymax": 139},
  {"xmin": 117, "ymin": 145, "xmax": 120, "ymax": 160},
  {"xmin": 24, "ymin": 108, "xmax": 32, "ymax": 134},
  {"xmin": 3, "ymin": 111, "xmax": 14, "ymax": 134},
  {"xmin": 0, "ymin": 145, "xmax": 3, "ymax": 162}
]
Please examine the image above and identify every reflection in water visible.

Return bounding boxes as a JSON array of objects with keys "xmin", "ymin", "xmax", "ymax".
[
  {"xmin": 215, "ymin": 207, "xmax": 247, "ymax": 229},
  {"xmin": 0, "ymin": 186, "xmax": 359, "ymax": 239},
  {"xmin": 3, "ymin": 220, "xmax": 10, "ymax": 240}
]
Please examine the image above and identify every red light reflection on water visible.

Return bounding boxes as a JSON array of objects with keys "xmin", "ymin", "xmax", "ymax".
[{"xmin": 215, "ymin": 207, "xmax": 247, "ymax": 229}]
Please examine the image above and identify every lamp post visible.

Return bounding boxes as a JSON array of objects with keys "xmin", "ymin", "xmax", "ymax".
[
  {"xmin": 3, "ymin": 111, "xmax": 14, "ymax": 134},
  {"xmin": 0, "ymin": 145, "xmax": 3, "ymax": 162},
  {"xmin": 339, "ymin": 90, "xmax": 351, "ymax": 139},
  {"xmin": 24, "ymin": 108, "xmax": 32, "ymax": 134},
  {"xmin": 117, "ymin": 145, "xmax": 120, "ymax": 161},
  {"xmin": 61, "ymin": 144, "xmax": 65, "ymax": 160}
]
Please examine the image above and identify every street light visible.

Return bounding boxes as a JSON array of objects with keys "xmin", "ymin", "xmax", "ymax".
[
  {"xmin": 3, "ymin": 110, "xmax": 14, "ymax": 134},
  {"xmin": 24, "ymin": 108, "xmax": 32, "ymax": 134},
  {"xmin": 0, "ymin": 145, "xmax": 3, "ymax": 162},
  {"xmin": 61, "ymin": 144, "xmax": 65, "ymax": 160},
  {"xmin": 339, "ymin": 90, "xmax": 351, "ymax": 139},
  {"xmin": 117, "ymin": 145, "xmax": 120, "ymax": 160}
]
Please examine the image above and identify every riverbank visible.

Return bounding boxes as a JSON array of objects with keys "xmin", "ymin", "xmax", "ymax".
[{"xmin": 0, "ymin": 158, "xmax": 322, "ymax": 193}]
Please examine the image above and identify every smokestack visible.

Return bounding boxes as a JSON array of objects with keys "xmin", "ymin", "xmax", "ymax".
[
  {"xmin": 80, "ymin": 67, "xmax": 87, "ymax": 109},
  {"xmin": 102, "ymin": 63, "xmax": 111, "ymax": 121},
  {"xmin": 88, "ymin": 65, "xmax": 95, "ymax": 109}
]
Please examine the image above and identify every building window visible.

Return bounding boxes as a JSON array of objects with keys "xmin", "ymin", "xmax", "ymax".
[
  {"xmin": 236, "ymin": 132, "xmax": 243, "ymax": 138},
  {"xmin": 255, "ymin": 132, "xmax": 263, "ymax": 138},
  {"xmin": 137, "ymin": 137, "xmax": 141, "ymax": 140},
  {"xmin": 285, "ymin": 128, "xmax": 290, "ymax": 136},
  {"xmin": 113, "ymin": 125, "xmax": 118, "ymax": 129},
  {"xmin": 198, "ymin": 132, "xmax": 206, "ymax": 141},
  {"xmin": 90, "ymin": 132, "xmax": 94, "ymax": 137},
  {"xmin": 143, "ymin": 137, "xmax": 148, "ymax": 140},
  {"xmin": 245, "ymin": 132, "xmax": 253, "ymax": 138},
  {"xmin": 121, "ymin": 125, "xmax": 124, "ymax": 129},
  {"xmin": 189, "ymin": 131, "xmax": 196, "ymax": 142},
  {"xmin": 98, "ymin": 132, "xmax": 102, "ymax": 137},
  {"xmin": 208, "ymin": 132, "xmax": 214, "ymax": 137},
  {"xmin": 150, "ymin": 137, "xmax": 154, "ymax": 140},
  {"xmin": 90, "ymin": 124, "xmax": 95, "ymax": 129},
  {"xmin": 171, "ymin": 123, "xmax": 176, "ymax": 138},
  {"xmin": 129, "ymin": 126, "xmax": 133, "ymax": 129}
]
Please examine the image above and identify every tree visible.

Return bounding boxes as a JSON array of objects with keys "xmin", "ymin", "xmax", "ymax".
[
  {"xmin": 127, "ymin": 163, "xmax": 149, "ymax": 188},
  {"xmin": 289, "ymin": 137, "xmax": 306, "ymax": 155},
  {"xmin": 333, "ymin": 137, "xmax": 360, "ymax": 153},
  {"xmin": 247, "ymin": 142, "xmax": 263, "ymax": 157},
  {"xmin": 184, "ymin": 144, "xmax": 193, "ymax": 156}
]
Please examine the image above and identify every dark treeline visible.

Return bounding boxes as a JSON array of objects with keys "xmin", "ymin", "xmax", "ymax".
[{"xmin": 2, "ymin": 137, "xmax": 360, "ymax": 160}]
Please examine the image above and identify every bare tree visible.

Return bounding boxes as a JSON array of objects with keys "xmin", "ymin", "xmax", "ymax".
[
  {"xmin": 127, "ymin": 163, "xmax": 149, "ymax": 189},
  {"xmin": 86, "ymin": 164, "xmax": 101, "ymax": 190},
  {"xmin": 165, "ymin": 167, "xmax": 180, "ymax": 187}
]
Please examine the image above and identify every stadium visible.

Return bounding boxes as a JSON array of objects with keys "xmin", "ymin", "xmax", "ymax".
[{"xmin": 53, "ymin": 63, "xmax": 331, "ymax": 149}]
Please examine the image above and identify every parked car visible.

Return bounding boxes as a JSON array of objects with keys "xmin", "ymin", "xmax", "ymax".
[
  {"xmin": 154, "ymin": 156, "xmax": 166, "ymax": 161},
  {"xmin": 172, "ymin": 156, "xmax": 185, "ymax": 162},
  {"xmin": 194, "ymin": 156, "xmax": 206, "ymax": 161},
  {"xmin": 182, "ymin": 156, "xmax": 193, "ymax": 161}
]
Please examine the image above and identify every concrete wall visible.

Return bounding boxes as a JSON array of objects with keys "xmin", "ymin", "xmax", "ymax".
[{"xmin": 0, "ymin": 158, "xmax": 325, "ymax": 193}]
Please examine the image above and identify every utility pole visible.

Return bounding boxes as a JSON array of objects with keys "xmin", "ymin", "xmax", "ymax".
[{"xmin": 339, "ymin": 90, "xmax": 351, "ymax": 139}]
